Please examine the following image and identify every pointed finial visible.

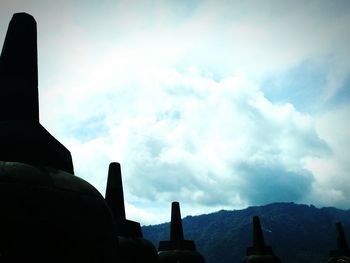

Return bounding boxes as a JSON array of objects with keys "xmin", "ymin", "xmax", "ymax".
[
  {"xmin": 105, "ymin": 162, "xmax": 144, "ymax": 238},
  {"xmin": 0, "ymin": 12, "xmax": 39, "ymax": 121},
  {"xmin": 252, "ymin": 215, "xmax": 265, "ymax": 250},
  {"xmin": 158, "ymin": 201, "xmax": 205, "ymax": 262},
  {"xmin": 336, "ymin": 222, "xmax": 349, "ymax": 252},
  {"xmin": 244, "ymin": 216, "xmax": 281, "ymax": 262},
  {"xmin": 170, "ymin": 201, "xmax": 185, "ymax": 243},
  {"xmin": 329, "ymin": 222, "xmax": 350, "ymax": 261},
  {"xmin": 0, "ymin": 12, "xmax": 74, "ymax": 173},
  {"xmin": 105, "ymin": 162, "xmax": 126, "ymax": 220}
]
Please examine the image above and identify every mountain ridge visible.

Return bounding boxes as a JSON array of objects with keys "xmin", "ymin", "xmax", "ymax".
[{"xmin": 142, "ymin": 202, "xmax": 350, "ymax": 263}]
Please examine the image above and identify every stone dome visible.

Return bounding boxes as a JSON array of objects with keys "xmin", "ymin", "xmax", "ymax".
[{"xmin": 0, "ymin": 161, "xmax": 119, "ymax": 262}]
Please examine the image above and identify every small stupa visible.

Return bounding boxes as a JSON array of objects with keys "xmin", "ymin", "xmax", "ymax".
[
  {"xmin": 328, "ymin": 222, "xmax": 350, "ymax": 263},
  {"xmin": 242, "ymin": 216, "xmax": 281, "ymax": 263},
  {"xmin": 158, "ymin": 201, "xmax": 206, "ymax": 263},
  {"xmin": 105, "ymin": 162, "xmax": 159, "ymax": 262},
  {"xmin": 0, "ymin": 13, "xmax": 119, "ymax": 262}
]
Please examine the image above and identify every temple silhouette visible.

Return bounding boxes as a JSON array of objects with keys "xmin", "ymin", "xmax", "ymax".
[
  {"xmin": 0, "ymin": 12, "xmax": 349, "ymax": 263},
  {"xmin": 0, "ymin": 12, "xmax": 118, "ymax": 262},
  {"xmin": 105, "ymin": 162, "xmax": 158, "ymax": 262},
  {"xmin": 158, "ymin": 202, "xmax": 206, "ymax": 262},
  {"xmin": 328, "ymin": 222, "xmax": 350, "ymax": 263},
  {"xmin": 243, "ymin": 216, "xmax": 282, "ymax": 263}
]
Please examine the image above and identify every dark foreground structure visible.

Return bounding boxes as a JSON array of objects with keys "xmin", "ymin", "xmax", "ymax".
[
  {"xmin": 8, "ymin": 10, "xmax": 349, "ymax": 263},
  {"xmin": 0, "ymin": 12, "xmax": 198, "ymax": 263},
  {"xmin": 0, "ymin": 12, "xmax": 120, "ymax": 262},
  {"xmin": 158, "ymin": 201, "xmax": 206, "ymax": 263},
  {"xmin": 243, "ymin": 216, "xmax": 282, "ymax": 263},
  {"xmin": 328, "ymin": 222, "xmax": 350, "ymax": 263},
  {"xmin": 105, "ymin": 162, "xmax": 158, "ymax": 262}
]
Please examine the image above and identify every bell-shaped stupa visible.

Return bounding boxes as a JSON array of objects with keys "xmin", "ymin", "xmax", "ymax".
[
  {"xmin": 0, "ymin": 13, "xmax": 119, "ymax": 262},
  {"xmin": 243, "ymin": 216, "xmax": 281, "ymax": 263},
  {"xmin": 328, "ymin": 222, "xmax": 350, "ymax": 263},
  {"xmin": 158, "ymin": 201, "xmax": 206, "ymax": 263},
  {"xmin": 105, "ymin": 162, "xmax": 159, "ymax": 262}
]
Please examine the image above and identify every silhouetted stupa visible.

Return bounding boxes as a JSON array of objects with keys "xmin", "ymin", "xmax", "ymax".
[
  {"xmin": 158, "ymin": 201, "xmax": 206, "ymax": 263},
  {"xmin": 7, "ymin": 10, "xmax": 349, "ymax": 263},
  {"xmin": 0, "ymin": 13, "xmax": 119, "ymax": 262},
  {"xmin": 105, "ymin": 162, "xmax": 158, "ymax": 262},
  {"xmin": 328, "ymin": 222, "xmax": 350, "ymax": 263},
  {"xmin": 243, "ymin": 216, "xmax": 281, "ymax": 263}
]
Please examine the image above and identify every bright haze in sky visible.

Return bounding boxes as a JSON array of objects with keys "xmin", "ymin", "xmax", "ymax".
[{"xmin": 0, "ymin": 0, "xmax": 350, "ymax": 225}]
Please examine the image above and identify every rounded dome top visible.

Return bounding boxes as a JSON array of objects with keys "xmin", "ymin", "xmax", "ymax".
[{"xmin": 0, "ymin": 161, "xmax": 118, "ymax": 262}]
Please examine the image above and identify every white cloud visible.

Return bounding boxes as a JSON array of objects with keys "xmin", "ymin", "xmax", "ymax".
[
  {"xmin": 39, "ymin": 65, "xmax": 329, "ymax": 224},
  {"xmin": 304, "ymin": 104, "xmax": 350, "ymax": 208},
  {"xmin": 1, "ymin": 0, "xmax": 350, "ymax": 225}
]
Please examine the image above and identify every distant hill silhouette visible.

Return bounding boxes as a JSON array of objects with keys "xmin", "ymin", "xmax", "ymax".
[{"xmin": 142, "ymin": 202, "xmax": 350, "ymax": 263}]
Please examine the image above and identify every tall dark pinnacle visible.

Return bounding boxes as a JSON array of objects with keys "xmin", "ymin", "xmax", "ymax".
[
  {"xmin": 336, "ymin": 222, "xmax": 349, "ymax": 252},
  {"xmin": 105, "ymin": 162, "xmax": 126, "ymax": 220},
  {"xmin": 158, "ymin": 201, "xmax": 206, "ymax": 263},
  {"xmin": 104, "ymin": 162, "xmax": 159, "ymax": 263},
  {"xmin": 0, "ymin": 13, "xmax": 38, "ymax": 121},
  {"xmin": 0, "ymin": 13, "xmax": 74, "ymax": 174},
  {"xmin": 105, "ymin": 162, "xmax": 142, "ymax": 237},
  {"xmin": 243, "ymin": 216, "xmax": 281, "ymax": 263},
  {"xmin": 170, "ymin": 201, "xmax": 185, "ymax": 244},
  {"xmin": 252, "ymin": 216, "xmax": 266, "ymax": 250},
  {"xmin": 329, "ymin": 222, "xmax": 350, "ymax": 261},
  {"xmin": 158, "ymin": 201, "xmax": 197, "ymax": 251}
]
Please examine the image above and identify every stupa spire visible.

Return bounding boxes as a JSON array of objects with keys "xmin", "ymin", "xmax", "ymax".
[
  {"xmin": 336, "ymin": 222, "xmax": 349, "ymax": 252},
  {"xmin": 0, "ymin": 12, "xmax": 73, "ymax": 174},
  {"xmin": 158, "ymin": 201, "xmax": 206, "ymax": 262},
  {"xmin": 252, "ymin": 216, "xmax": 266, "ymax": 250},
  {"xmin": 0, "ymin": 13, "xmax": 39, "ymax": 121},
  {"xmin": 104, "ymin": 162, "xmax": 158, "ymax": 262},
  {"xmin": 170, "ymin": 201, "xmax": 185, "ymax": 244},
  {"xmin": 328, "ymin": 222, "xmax": 350, "ymax": 262},
  {"xmin": 105, "ymin": 162, "xmax": 126, "ymax": 220},
  {"xmin": 243, "ymin": 216, "xmax": 282, "ymax": 263}
]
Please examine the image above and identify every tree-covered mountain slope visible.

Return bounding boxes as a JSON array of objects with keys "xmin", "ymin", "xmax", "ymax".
[{"xmin": 142, "ymin": 202, "xmax": 350, "ymax": 263}]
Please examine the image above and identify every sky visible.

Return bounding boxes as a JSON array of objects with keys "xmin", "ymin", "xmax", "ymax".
[{"xmin": 0, "ymin": 0, "xmax": 350, "ymax": 225}]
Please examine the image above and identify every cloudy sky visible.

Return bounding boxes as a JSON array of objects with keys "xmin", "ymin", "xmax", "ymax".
[{"xmin": 1, "ymin": 0, "xmax": 350, "ymax": 225}]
